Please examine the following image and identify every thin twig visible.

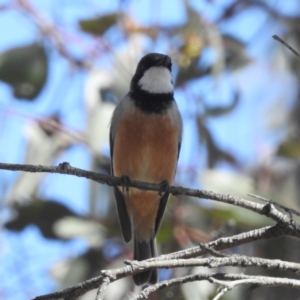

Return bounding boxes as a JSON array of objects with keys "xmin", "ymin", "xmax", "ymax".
[
  {"xmin": 95, "ymin": 272, "xmax": 114, "ymax": 300},
  {"xmin": 16, "ymin": 0, "xmax": 91, "ymax": 68},
  {"xmin": 199, "ymin": 242, "xmax": 229, "ymax": 257},
  {"xmin": 211, "ymin": 275, "xmax": 300, "ymax": 300},
  {"xmin": 273, "ymin": 35, "xmax": 300, "ymax": 60},
  {"xmin": 126, "ymin": 255, "xmax": 300, "ymax": 274},
  {"xmin": 156, "ymin": 225, "xmax": 284, "ymax": 261},
  {"xmin": 248, "ymin": 193, "xmax": 300, "ymax": 217},
  {"xmin": 211, "ymin": 281, "xmax": 230, "ymax": 300},
  {"xmin": 131, "ymin": 273, "xmax": 215, "ymax": 300}
]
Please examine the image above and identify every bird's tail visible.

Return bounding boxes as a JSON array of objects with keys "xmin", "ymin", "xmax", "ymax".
[{"xmin": 133, "ymin": 237, "xmax": 158, "ymax": 285}]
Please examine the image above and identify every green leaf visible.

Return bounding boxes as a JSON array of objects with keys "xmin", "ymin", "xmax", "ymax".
[
  {"xmin": 79, "ymin": 13, "xmax": 118, "ymax": 35},
  {"xmin": 156, "ymin": 219, "xmax": 173, "ymax": 243},
  {"xmin": 277, "ymin": 139, "xmax": 300, "ymax": 158},
  {"xmin": 0, "ymin": 43, "xmax": 48, "ymax": 100}
]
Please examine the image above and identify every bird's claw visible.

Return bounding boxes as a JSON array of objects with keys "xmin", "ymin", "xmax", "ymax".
[
  {"xmin": 120, "ymin": 175, "xmax": 131, "ymax": 195},
  {"xmin": 158, "ymin": 180, "xmax": 170, "ymax": 196}
]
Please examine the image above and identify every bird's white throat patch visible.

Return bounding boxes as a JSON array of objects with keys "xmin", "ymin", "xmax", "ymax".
[{"xmin": 138, "ymin": 67, "xmax": 173, "ymax": 94}]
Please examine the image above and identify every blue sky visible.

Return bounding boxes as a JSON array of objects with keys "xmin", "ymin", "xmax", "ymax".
[{"xmin": 0, "ymin": 0, "xmax": 298, "ymax": 299}]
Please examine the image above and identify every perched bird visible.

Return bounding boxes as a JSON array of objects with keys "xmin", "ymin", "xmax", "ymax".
[{"xmin": 110, "ymin": 53, "xmax": 182, "ymax": 285}]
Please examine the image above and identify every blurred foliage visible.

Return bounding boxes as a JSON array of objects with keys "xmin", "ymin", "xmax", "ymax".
[
  {"xmin": 79, "ymin": 13, "xmax": 119, "ymax": 35},
  {"xmin": 5, "ymin": 199, "xmax": 78, "ymax": 239},
  {"xmin": 197, "ymin": 117, "xmax": 238, "ymax": 168},
  {"xmin": 1, "ymin": 0, "xmax": 300, "ymax": 300},
  {"xmin": 203, "ymin": 90, "xmax": 240, "ymax": 117},
  {"xmin": 0, "ymin": 43, "xmax": 48, "ymax": 99},
  {"xmin": 277, "ymin": 138, "xmax": 300, "ymax": 158}
]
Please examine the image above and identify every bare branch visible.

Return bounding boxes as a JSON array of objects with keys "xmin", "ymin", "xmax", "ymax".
[
  {"xmin": 1, "ymin": 161, "xmax": 300, "ymax": 299},
  {"xmin": 0, "ymin": 162, "xmax": 298, "ymax": 230},
  {"xmin": 248, "ymin": 193, "xmax": 300, "ymax": 218},
  {"xmin": 132, "ymin": 273, "xmax": 300, "ymax": 300},
  {"xmin": 95, "ymin": 272, "xmax": 114, "ymax": 300},
  {"xmin": 125, "ymin": 255, "xmax": 300, "ymax": 274},
  {"xmin": 131, "ymin": 273, "xmax": 215, "ymax": 300},
  {"xmin": 198, "ymin": 242, "xmax": 229, "ymax": 257},
  {"xmin": 15, "ymin": 0, "xmax": 91, "ymax": 69},
  {"xmin": 32, "ymin": 243, "xmax": 300, "ymax": 300},
  {"xmin": 34, "ymin": 224, "xmax": 295, "ymax": 298},
  {"xmin": 160, "ymin": 225, "xmax": 284, "ymax": 260},
  {"xmin": 273, "ymin": 34, "xmax": 300, "ymax": 60},
  {"xmin": 212, "ymin": 284, "xmax": 228, "ymax": 300},
  {"xmin": 211, "ymin": 274, "xmax": 300, "ymax": 300}
]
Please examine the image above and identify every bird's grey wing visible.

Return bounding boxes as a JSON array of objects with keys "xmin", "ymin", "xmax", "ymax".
[
  {"xmin": 154, "ymin": 140, "xmax": 181, "ymax": 235},
  {"xmin": 155, "ymin": 103, "xmax": 183, "ymax": 235},
  {"xmin": 110, "ymin": 101, "xmax": 132, "ymax": 243},
  {"xmin": 177, "ymin": 141, "xmax": 181, "ymax": 161}
]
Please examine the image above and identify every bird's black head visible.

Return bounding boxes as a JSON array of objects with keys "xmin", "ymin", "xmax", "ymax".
[{"xmin": 130, "ymin": 53, "xmax": 173, "ymax": 94}]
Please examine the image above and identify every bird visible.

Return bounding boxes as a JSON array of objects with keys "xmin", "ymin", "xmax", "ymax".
[{"xmin": 109, "ymin": 53, "xmax": 182, "ymax": 285}]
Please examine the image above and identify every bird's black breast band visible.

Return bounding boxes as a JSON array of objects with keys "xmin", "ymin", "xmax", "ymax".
[{"xmin": 129, "ymin": 90, "xmax": 174, "ymax": 114}]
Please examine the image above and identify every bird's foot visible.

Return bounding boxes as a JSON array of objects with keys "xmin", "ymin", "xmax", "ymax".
[
  {"xmin": 120, "ymin": 175, "xmax": 131, "ymax": 195},
  {"xmin": 158, "ymin": 180, "xmax": 170, "ymax": 196}
]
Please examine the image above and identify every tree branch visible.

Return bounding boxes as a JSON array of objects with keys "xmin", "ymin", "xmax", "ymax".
[
  {"xmin": 16, "ymin": 0, "xmax": 91, "ymax": 69},
  {"xmin": 0, "ymin": 162, "xmax": 298, "ymax": 230},
  {"xmin": 2, "ymin": 161, "xmax": 300, "ymax": 299},
  {"xmin": 198, "ymin": 242, "xmax": 229, "ymax": 257},
  {"xmin": 123, "ymin": 254, "xmax": 300, "ymax": 274},
  {"xmin": 273, "ymin": 34, "xmax": 300, "ymax": 60},
  {"xmin": 131, "ymin": 272, "xmax": 217, "ymax": 300},
  {"xmin": 211, "ymin": 274, "xmax": 300, "ymax": 300},
  {"xmin": 132, "ymin": 273, "xmax": 300, "ymax": 300},
  {"xmin": 95, "ymin": 272, "xmax": 114, "ymax": 300},
  {"xmin": 248, "ymin": 193, "xmax": 300, "ymax": 218},
  {"xmin": 154, "ymin": 224, "xmax": 290, "ymax": 261},
  {"xmin": 32, "ymin": 231, "xmax": 300, "ymax": 300}
]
